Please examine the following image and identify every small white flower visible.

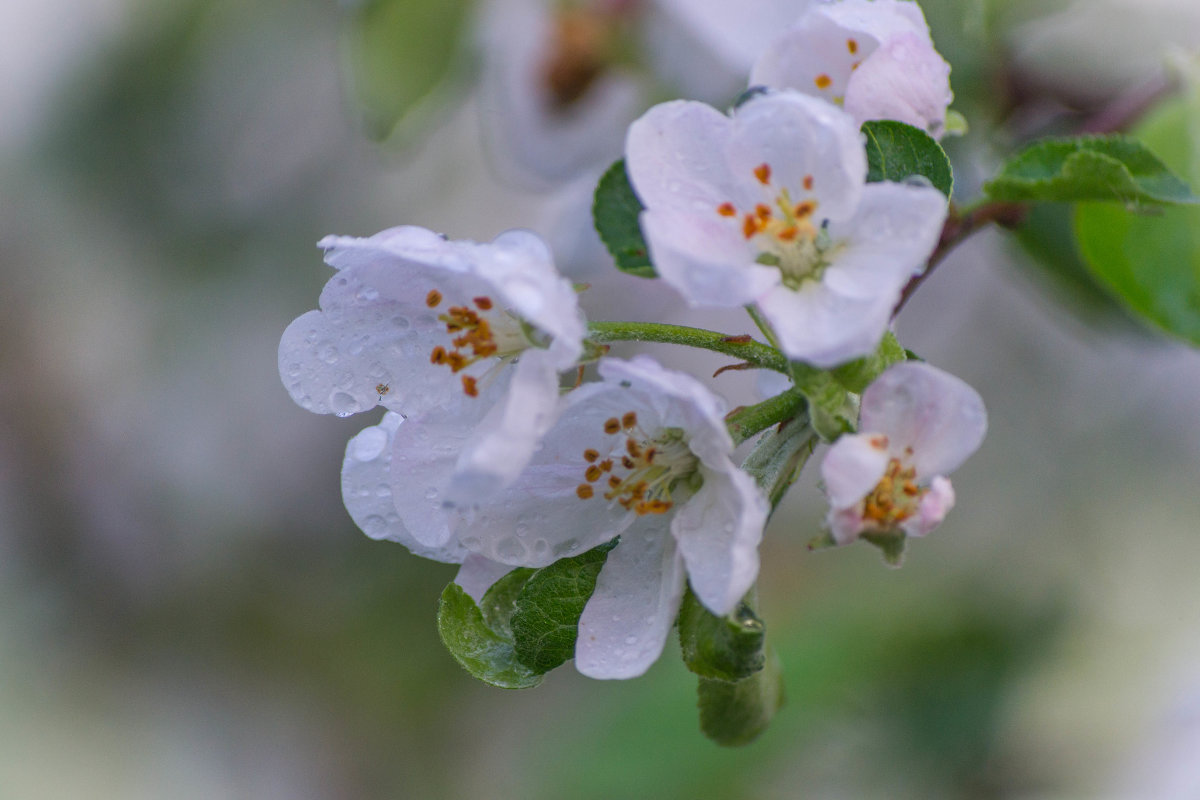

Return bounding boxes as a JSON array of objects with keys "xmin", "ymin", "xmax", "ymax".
[
  {"xmin": 820, "ymin": 362, "xmax": 986, "ymax": 545},
  {"xmin": 280, "ymin": 225, "xmax": 585, "ymax": 505},
  {"xmin": 454, "ymin": 355, "xmax": 769, "ymax": 679},
  {"xmin": 625, "ymin": 91, "xmax": 947, "ymax": 367},
  {"xmin": 751, "ymin": 0, "xmax": 954, "ymax": 138}
]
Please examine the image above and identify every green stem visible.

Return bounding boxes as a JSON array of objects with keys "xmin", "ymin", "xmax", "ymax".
[
  {"xmin": 725, "ymin": 391, "xmax": 806, "ymax": 447},
  {"xmin": 744, "ymin": 305, "xmax": 781, "ymax": 350},
  {"xmin": 586, "ymin": 321, "xmax": 788, "ymax": 372}
]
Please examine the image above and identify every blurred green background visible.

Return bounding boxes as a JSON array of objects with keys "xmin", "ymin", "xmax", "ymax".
[{"xmin": 2, "ymin": 0, "xmax": 1200, "ymax": 797}]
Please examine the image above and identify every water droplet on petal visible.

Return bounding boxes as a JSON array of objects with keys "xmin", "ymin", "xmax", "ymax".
[
  {"xmin": 392, "ymin": 315, "xmax": 410, "ymax": 330},
  {"xmin": 330, "ymin": 391, "xmax": 360, "ymax": 416},
  {"xmin": 624, "ymin": 635, "xmax": 638, "ymax": 645},
  {"xmin": 318, "ymin": 344, "xmax": 339, "ymax": 364},
  {"xmin": 496, "ymin": 537, "xmax": 527, "ymax": 560},
  {"xmin": 425, "ymin": 486, "xmax": 439, "ymax": 500},
  {"xmin": 287, "ymin": 362, "xmax": 302, "ymax": 376},
  {"xmin": 375, "ymin": 483, "xmax": 391, "ymax": 497},
  {"xmin": 363, "ymin": 515, "xmax": 386, "ymax": 536}
]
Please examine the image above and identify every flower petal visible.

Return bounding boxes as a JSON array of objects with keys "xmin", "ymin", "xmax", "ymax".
[
  {"xmin": 821, "ymin": 432, "xmax": 890, "ymax": 509},
  {"xmin": 341, "ymin": 413, "xmax": 466, "ymax": 562},
  {"xmin": 823, "ymin": 181, "xmax": 948, "ymax": 299},
  {"xmin": 639, "ymin": 208, "xmax": 781, "ymax": 307},
  {"xmin": 844, "ymin": 32, "xmax": 953, "ymax": 136},
  {"xmin": 672, "ymin": 463, "xmax": 768, "ymax": 616},
  {"xmin": 757, "ymin": 279, "xmax": 897, "ymax": 367},
  {"xmin": 859, "ymin": 362, "xmax": 987, "ymax": 478},
  {"xmin": 901, "ymin": 475, "xmax": 955, "ymax": 538},
  {"xmin": 446, "ymin": 349, "xmax": 563, "ymax": 505},
  {"xmin": 575, "ymin": 517, "xmax": 687, "ymax": 679},
  {"xmin": 625, "ymin": 99, "xmax": 741, "ymax": 212},
  {"xmin": 453, "ymin": 554, "xmax": 516, "ymax": 603}
]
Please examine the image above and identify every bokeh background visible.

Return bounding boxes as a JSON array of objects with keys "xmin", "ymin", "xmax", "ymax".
[{"xmin": 2, "ymin": 0, "xmax": 1199, "ymax": 797}]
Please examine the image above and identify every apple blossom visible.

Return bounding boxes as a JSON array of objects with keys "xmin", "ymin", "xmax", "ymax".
[
  {"xmin": 451, "ymin": 355, "xmax": 769, "ymax": 679},
  {"xmin": 751, "ymin": 0, "xmax": 954, "ymax": 138},
  {"xmin": 820, "ymin": 362, "xmax": 987, "ymax": 545},
  {"xmin": 625, "ymin": 90, "xmax": 947, "ymax": 366},
  {"xmin": 279, "ymin": 225, "xmax": 585, "ymax": 504}
]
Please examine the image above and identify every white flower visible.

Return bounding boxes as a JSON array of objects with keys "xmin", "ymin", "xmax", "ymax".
[
  {"xmin": 341, "ymin": 411, "xmax": 512, "ymax": 601},
  {"xmin": 625, "ymin": 90, "xmax": 947, "ymax": 367},
  {"xmin": 751, "ymin": 0, "xmax": 954, "ymax": 138},
  {"xmin": 477, "ymin": 0, "xmax": 810, "ymax": 185},
  {"xmin": 453, "ymin": 355, "xmax": 769, "ymax": 679},
  {"xmin": 820, "ymin": 362, "xmax": 986, "ymax": 545},
  {"xmin": 279, "ymin": 225, "xmax": 585, "ymax": 504}
]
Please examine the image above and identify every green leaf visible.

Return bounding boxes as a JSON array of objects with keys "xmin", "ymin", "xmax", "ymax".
[
  {"xmin": 1073, "ymin": 100, "xmax": 1200, "ymax": 345},
  {"xmin": 697, "ymin": 650, "xmax": 785, "ymax": 747},
  {"xmin": 830, "ymin": 332, "xmax": 907, "ymax": 394},
  {"xmin": 985, "ymin": 135, "xmax": 1200, "ymax": 205},
  {"xmin": 479, "ymin": 567, "xmax": 536, "ymax": 638},
  {"xmin": 511, "ymin": 540, "xmax": 618, "ymax": 673},
  {"xmin": 593, "ymin": 160, "xmax": 656, "ymax": 278},
  {"xmin": 345, "ymin": 0, "xmax": 474, "ymax": 139},
  {"xmin": 862, "ymin": 120, "xmax": 954, "ymax": 197},
  {"xmin": 678, "ymin": 590, "xmax": 766, "ymax": 682},
  {"xmin": 436, "ymin": 581, "xmax": 543, "ymax": 689}
]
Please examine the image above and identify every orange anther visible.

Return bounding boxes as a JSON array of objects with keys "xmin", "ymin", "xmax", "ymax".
[
  {"xmin": 621, "ymin": 411, "xmax": 638, "ymax": 429},
  {"xmin": 803, "ymin": 174, "xmax": 814, "ymax": 191},
  {"xmin": 473, "ymin": 296, "xmax": 493, "ymax": 311},
  {"xmin": 461, "ymin": 375, "xmax": 479, "ymax": 397},
  {"xmin": 815, "ymin": 73, "xmax": 832, "ymax": 90},
  {"xmin": 585, "ymin": 465, "xmax": 603, "ymax": 482},
  {"xmin": 426, "ymin": 289, "xmax": 442, "ymax": 307},
  {"xmin": 754, "ymin": 163, "xmax": 771, "ymax": 184},
  {"xmin": 583, "ymin": 448, "xmax": 599, "ymax": 463},
  {"xmin": 717, "ymin": 202, "xmax": 737, "ymax": 217},
  {"xmin": 576, "ymin": 484, "xmax": 594, "ymax": 499},
  {"xmin": 603, "ymin": 417, "xmax": 621, "ymax": 434},
  {"xmin": 847, "ymin": 38, "xmax": 858, "ymax": 55}
]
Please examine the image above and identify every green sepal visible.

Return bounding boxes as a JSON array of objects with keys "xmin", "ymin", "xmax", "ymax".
[
  {"xmin": 436, "ymin": 579, "xmax": 543, "ymax": 690},
  {"xmin": 678, "ymin": 590, "xmax": 766, "ymax": 682},
  {"xmin": 790, "ymin": 364, "xmax": 856, "ymax": 442},
  {"xmin": 593, "ymin": 160, "xmax": 656, "ymax": 278},
  {"xmin": 862, "ymin": 120, "xmax": 954, "ymax": 198},
  {"xmin": 862, "ymin": 530, "xmax": 908, "ymax": 567},
  {"xmin": 511, "ymin": 539, "xmax": 619, "ymax": 673},
  {"xmin": 829, "ymin": 332, "xmax": 907, "ymax": 394},
  {"xmin": 697, "ymin": 649, "xmax": 785, "ymax": 747},
  {"xmin": 984, "ymin": 135, "xmax": 1200, "ymax": 206}
]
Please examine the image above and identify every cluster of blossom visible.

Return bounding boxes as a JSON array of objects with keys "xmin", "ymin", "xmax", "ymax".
[{"xmin": 280, "ymin": 0, "xmax": 987, "ymax": 681}]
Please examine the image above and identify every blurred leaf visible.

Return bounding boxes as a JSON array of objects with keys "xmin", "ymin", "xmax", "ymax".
[
  {"xmin": 985, "ymin": 135, "xmax": 1199, "ymax": 205},
  {"xmin": 593, "ymin": 160, "xmax": 656, "ymax": 278},
  {"xmin": 511, "ymin": 540, "xmax": 617, "ymax": 673},
  {"xmin": 678, "ymin": 590, "xmax": 765, "ymax": 682},
  {"xmin": 437, "ymin": 581, "xmax": 543, "ymax": 689},
  {"xmin": 697, "ymin": 650, "xmax": 785, "ymax": 747},
  {"xmin": 830, "ymin": 331, "xmax": 907, "ymax": 394},
  {"xmin": 345, "ymin": 0, "xmax": 474, "ymax": 138},
  {"xmin": 862, "ymin": 120, "xmax": 954, "ymax": 197},
  {"xmin": 1074, "ymin": 99, "xmax": 1200, "ymax": 345}
]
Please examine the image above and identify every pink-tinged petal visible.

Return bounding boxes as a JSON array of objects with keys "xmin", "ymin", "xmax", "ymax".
[
  {"xmin": 575, "ymin": 517, "xmax": 687, "ymax": 679},
  {"xmin": 757, "ymin": 280, "xmax": 896, "ymax": 368},
  {"xmin": 823, "ymin": 182, "xmax": 948, "ymax": 299},
  {"xmin": 672, "ymin": 463, "xmax": 768, "ymax": 616},
  {"xmin": 827, "ymin": 505, "xmax": 867, "ymax": 546},
  {"xmin": 446, "ymin": 349, "xmax": 562, "ymax": 505},
  {"xmin": 728, "ymin": 92, "xmax": 866, "ymax": 222},
  {"xmin": 821, "ymin": 0, "xmax": 933, "ymax": 46},
  {"xmin": 453, "ymin": 555, "xmax": 515, "ymax": 603},
  {"xmin": 318, "ymin": 226, "xmax": 457, "ymax": 274},
  {"xmin": 860, "ymin": 363, "xmax": 987, "ymax": 478},
  {"xmin": 900, "ymin": 475, "xmax": 955, "ymax": 538},
  {"xmin": 821, "ymin": 433, "xmax": 890, "ymax": 509},
  {"xmin": 341, "ymin": 413, "xmax": 466, "ymax": 563},
  {"xmin": 750, "ymin": 12, "xmax": 867, "ymax": 103},
  {"xmin": 844, "ymin": 32, "xmax": 952, "ymax": 136},
  {"xmin": 639, "ymin": 208, "xmax": 780, "ymax": 307},
  {"xmin": 626, "ymin": 100, "xmax": 741, "ymax": 212}
]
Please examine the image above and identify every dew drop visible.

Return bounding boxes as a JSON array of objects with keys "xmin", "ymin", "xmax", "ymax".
[
  {"xmin": 496, "ymin": 537, "xmax": 527, "ymax": 560},
  {"xmin": 624, "ymin": 635, "xmax": 638, "ymax": 645},
  {"xmin": 554, "ymin": 538, "xmax": 579, "ymax": 556},
  {"xmin": 460, "ymin": 536, "xmax": 482, "ymax": 550},
  {"xmin": 318, "ymin": 344, "xmax": 339, "ymax": 364},
  {"xmin": 355, "ymin": 286, "xmax": 380, "ymax": 302},
  {"xmin": 392, "ymin": 315, "xmax": 410, "ymax": 330},
  {"xmin": 424, "ymin": 486, "xmax": 440, "ymax": 500},
  {"xmin": 330, "ymin": 391, "xmax": 360, "ymax": 416},
  {"xmin": 375, "ymin": 483, "xmax": 392, "ymax": 497},
  {"xmin": 363, "ymin": 515, "xmax": 386, "ymax": 536},
  {"xmin": 287, "ymin": 362, "xmax": 302, "ymax": 377}
]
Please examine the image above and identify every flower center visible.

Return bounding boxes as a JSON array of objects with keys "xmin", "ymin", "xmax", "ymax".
[
  {"xmin": 860, "ymin": 446, "xmax": 926, "ymax": 530},
  {"xmin": 574, "ymin": 411, "xmax": 699, "ymax": 515},
  {"xmin": 424, "ymin": 289, "xmax": 528, "ymax": 397},
  {"xmin": 539, "ymin": 2, "xmax": 638, "ymax": 110},
  {"xmin": 717, "ymin": 163, "xmax": 829, "ymax": 289}
]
